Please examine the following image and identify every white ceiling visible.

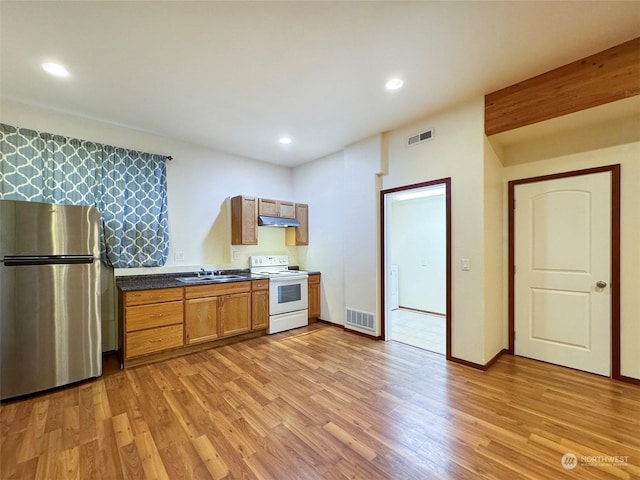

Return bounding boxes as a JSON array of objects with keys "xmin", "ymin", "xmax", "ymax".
[{"xmin": 1, "ymin": 1, "xmax": 638, "ymax": 167}]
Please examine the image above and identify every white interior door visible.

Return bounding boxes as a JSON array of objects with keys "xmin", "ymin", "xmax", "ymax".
[{"xmin": 514, "ymin": 172, "xmax": 611, "ymax": 376}]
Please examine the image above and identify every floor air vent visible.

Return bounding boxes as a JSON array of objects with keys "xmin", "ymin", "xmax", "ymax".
[
  {"xmin": 408, "ymin": 128, "xmax": 434, "ymax": 146},
  {"xmin": 345, "ymin": 308, "xmax": 375, "ymax": 331}
]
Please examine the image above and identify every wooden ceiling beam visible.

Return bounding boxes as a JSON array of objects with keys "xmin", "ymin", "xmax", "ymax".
[{"xmin": 485, "ymin": 37, "xmax": 640, "ymax": 136}]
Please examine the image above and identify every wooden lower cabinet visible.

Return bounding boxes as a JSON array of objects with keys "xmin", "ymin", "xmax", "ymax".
[
  {"xmin": 121, "ymin": 287, "xmax": 184, "ymax": 362},
  {"xmin": 185, "ymin": 281, "xmax": 252, "ymax": 343},
  {"xmin": 120, "ymin": 279, "xmax": 270, "ymax": 366},
  {"xmin": 251, "ymin": 279, "xmax": 269, "ymax": 330},
  {"xmin": 185, "ymin": 297, "xmax": 219, "ymax": 344},
  {"xmin": 126, "ymin": 324, "xmax": 184, "ymax": 358},
  {"xmin": 308, "ymin": 273, "xmax": 321, "ymax": 321},
  {"xmin": 220, "ymin": 292, "xmax": 251, "ymax": 336}
]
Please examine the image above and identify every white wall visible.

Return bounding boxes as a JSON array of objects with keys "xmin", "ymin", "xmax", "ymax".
[
  {"xmin": 383, "ymin": 99, "xmax": 488, "ymax": 364},
  {"xmin": 343, "ymin": 135, "xmax": 384, "ymax": 335},
  {"xmin": 1, "ymin": 99, "xmax": 296, "ymax": 350},
  {"xmin": 483, "ymin": 137, "xmax": 505, "ymax": 362},
  {"xmin": 291, "ymin": 134, "xmax": 383, "ymax": 334},
  {"xmin": 292, "ymin": 151, "xmax": 345, "ymax": 325},
  {"xmin": 390, "ymin": 195, "xmax": 446, "ymax": 314},
  {"xmin": 501, "ymin": 129, "xmax": 640, "ymax": 380}
]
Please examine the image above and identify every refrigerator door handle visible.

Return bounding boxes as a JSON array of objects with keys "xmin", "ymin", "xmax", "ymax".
[{"xmin": 3, "ymin": 255, "xmax": 95, "ymax": 266}]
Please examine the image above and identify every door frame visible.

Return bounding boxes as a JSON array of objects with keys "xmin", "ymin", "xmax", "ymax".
[
  {"xmin": 380, "ymin": 178, "xmax": 452, "ymax": 360},
  {"xmin": 508, "ymin": 164, "xmax": 621, "ymax": 379}
]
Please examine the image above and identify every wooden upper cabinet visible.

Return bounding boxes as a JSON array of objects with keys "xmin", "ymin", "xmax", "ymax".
[
  {"xmin": 259, "ymin": 198, "xmax": 295, "ymax": 218},
  {"xmin": 286, "ymin": 203, "xmax": 308, "ymax": 246},
  {"xmin": 258, "ymin": 198, "xmax": 278, "ymax": 216},
  {"xmin": 231, "ymin": 196, "xmax": 258, "ymax": 245},
  {"xmin": 233, "ymin": 195, "xmax": 307, "ymax": 245},
  {"xmin": 278, "ymin": 201, "xmax": 295, "ymax": 219}
]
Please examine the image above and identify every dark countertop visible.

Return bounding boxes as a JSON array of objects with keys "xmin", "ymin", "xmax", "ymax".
[
  {"xmin": 116, "ymin": 269, "xmax": 321, "ymax": 291},
  {"xmin": 116, "ymin": 269, "xmax": 264, "ymax": 292}
]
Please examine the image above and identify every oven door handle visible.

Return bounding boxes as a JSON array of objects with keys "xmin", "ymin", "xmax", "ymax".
[{"xmin": 269, "ymin": 277, "xmax": 308, "ymax": 283}]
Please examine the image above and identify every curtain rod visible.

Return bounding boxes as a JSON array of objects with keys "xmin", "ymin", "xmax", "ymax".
[{"xmin": 167, "ymin": 156, "xmax": 173, "ymax": 161}]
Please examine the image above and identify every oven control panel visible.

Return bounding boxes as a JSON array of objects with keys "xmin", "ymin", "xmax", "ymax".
[{"xmin": 250, "ymin": 255, "xmax": 289, "ymax": 268}]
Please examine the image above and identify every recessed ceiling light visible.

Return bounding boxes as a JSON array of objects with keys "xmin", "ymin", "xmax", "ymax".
[
  {"xmin": 279, "ymin": 137, "xmax": 292, "ymax": 145},
  {"xmin": 385, "ymin": 78, "xmax": 404, "ymax": 90},
  {"xmin": 42, "ymin": 62, "xmax": 69, "ymax": 77}
]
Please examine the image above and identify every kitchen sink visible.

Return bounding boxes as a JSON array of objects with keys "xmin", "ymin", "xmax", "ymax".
[{"xmin": 175, "ymin": 274, "xmax": 245, "ymax": 283}]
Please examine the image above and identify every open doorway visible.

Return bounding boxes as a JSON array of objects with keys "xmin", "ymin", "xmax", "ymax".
[{"xmin": 381, "ymin": 179, "xmax": 451, "ymax": 357}]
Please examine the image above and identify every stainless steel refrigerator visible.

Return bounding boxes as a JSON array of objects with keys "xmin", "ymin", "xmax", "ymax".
[{"xmin": 0, "ymin": 199, "xmax": 102, "ymax": 400}]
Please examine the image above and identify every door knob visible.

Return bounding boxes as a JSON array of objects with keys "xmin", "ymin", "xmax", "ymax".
[{"xmin": 596, "ymin": 281, "xmax": 607, "ymax": 288}]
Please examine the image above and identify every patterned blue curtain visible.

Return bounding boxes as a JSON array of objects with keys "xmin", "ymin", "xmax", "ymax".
[
  {"xmin": 0, "ymin": 123, "xmax": 169, "ymax": 268},
  {"xmin": 0, "ymin": 125, "xmax": 100, "ymax": 205},
  {"xmin": 100, "ymin": 146, "xmax": 169, "ymax": 267}
]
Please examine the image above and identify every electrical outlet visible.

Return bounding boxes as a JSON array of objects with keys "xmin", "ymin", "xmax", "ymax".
[
  {"xmin": 233, "ymin": 250, "xmax": 240, "ymax": 260},
  {"xmin": 174, "ymin": 251, "xmax": 184, "ymax": 262},
  {"xmin": 461, "ymin": 258, "xmax": 470, "ymax": 271}
]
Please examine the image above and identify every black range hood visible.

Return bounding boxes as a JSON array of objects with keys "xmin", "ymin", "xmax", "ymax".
[{"xmin": 258, "ymin": 215, "xmax": 300, "ymax": 228}]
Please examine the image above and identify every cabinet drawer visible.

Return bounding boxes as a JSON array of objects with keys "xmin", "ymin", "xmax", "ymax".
[
  {"xmin": 125, "ymin": 288, "xmax": 183, "ymax": 306},
  {"xmin": 126, "ymin": 301, "xmax": 184, "ymax": 332},
  {"xmin": 308, "ymin": 274, "xmax": 320, "ymax": 285},
  {"xmin": 126, "ymin": 324, "xmax": 183, "ymax": 358},
  {"xmin": 185, "ymin": 281, "xmax": 251, "ymax": 299},
  {"xmin": 251, "ymin": 279, "xmax": 269, "ymax": 291}
]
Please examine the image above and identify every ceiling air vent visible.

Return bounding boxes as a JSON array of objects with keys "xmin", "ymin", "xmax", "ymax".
[{"xmin": 407, "ymin": 128, "xmax": 434, "ymax": 147}]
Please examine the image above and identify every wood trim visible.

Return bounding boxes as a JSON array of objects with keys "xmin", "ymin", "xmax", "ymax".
[
  {"xmin": 444, "ymin": 180, "xmax": 452, "ymax": 361},
  {"xmin": 449, "ymin": 356, "xmax": 484, "ymax": 370},
  {"xmin": 316, "ymin": 318, "xmax": 384, "ymax": 340},
  {"xmin": 343, "ymin": 327, "xmax": 382, "ymax": 340},
  {"xmin": 508, "ymin": 180, "xmax": 515, "ymax": 355},
  {"xmin": 449, "ymin": 349, "xmax": 508, "ymax": 371},
  {"xmin": 316, "ymin": 318, "xmax": 339, "ymax": 327},
  {"xmin": 611, "ymin": 165, "xmax": 621, "ymax": 379},
  {"xmin": 379, "ymin": 178, "xmax": 452, "ymax": 359},
  {"xmin": 315, "ymin": 318, "xmax": 382, "ymax": 340},
  {"xmin": 508, "ymin": 164, "xmax": 622, "ymax": 379},
  {"xmin": 484, "ymin": 349, "xmax": 508, "ymax": 370},
  {"xmin": 485, "ymin": 37, "xmax": 640, "ymax": 135},
  {"xmin": 397, "ymin": 306, "xmax": 446, "ymax": 317},
  {"xmin": 619, "ymin": 375, "xmax": 640, "ymax": 386}
]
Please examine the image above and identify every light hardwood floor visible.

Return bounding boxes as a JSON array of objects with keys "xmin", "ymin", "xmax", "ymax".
[{"xmin": 1, "ymin": 323, "xmax": 639, "ymax": 479}]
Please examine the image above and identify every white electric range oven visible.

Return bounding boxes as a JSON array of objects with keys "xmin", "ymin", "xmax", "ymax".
[{"xmin": 250, "ymin": 256, "xmax": 308, "ymax": 334}]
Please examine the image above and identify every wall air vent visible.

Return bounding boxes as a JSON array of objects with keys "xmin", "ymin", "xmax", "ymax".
[
  {"xmin": 407, "ymin": 128, "xmax": 434, "ymax": 147},
  {"xmin": 345, "ymin": 308, "xmax": 375, "ymax": 331}
]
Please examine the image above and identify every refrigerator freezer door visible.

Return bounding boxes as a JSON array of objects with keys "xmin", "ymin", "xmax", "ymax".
[
  {"xmin": 0, "ymin": 200, "xmax": 101, "ymax": 257},
  {"xmin": 0, "ymin": 261, "xmax": 102, "ymax": 400}
]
